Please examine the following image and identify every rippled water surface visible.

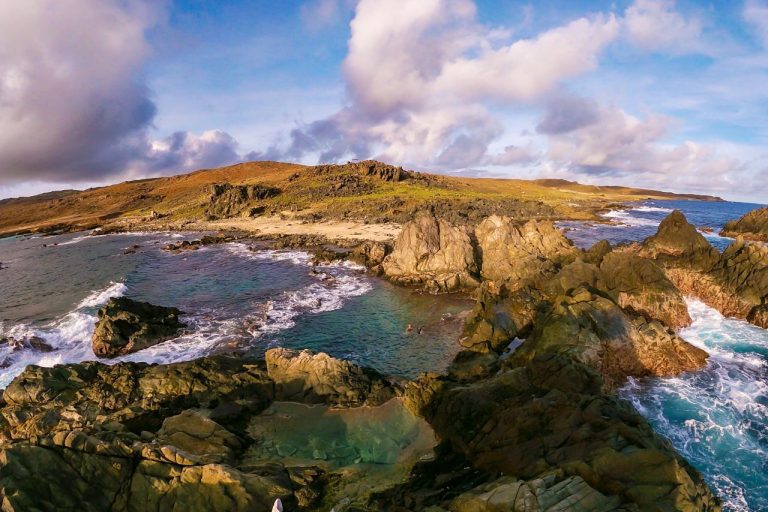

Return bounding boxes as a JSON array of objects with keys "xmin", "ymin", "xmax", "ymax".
[{"xmin": 0, "ymin": 232, "xmax": 470, "ymax": 388}]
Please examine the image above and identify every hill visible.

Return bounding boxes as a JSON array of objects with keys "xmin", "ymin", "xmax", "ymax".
[{"xmin": 0, "ymin": 160, "xmax": 723, "ymax": 238}]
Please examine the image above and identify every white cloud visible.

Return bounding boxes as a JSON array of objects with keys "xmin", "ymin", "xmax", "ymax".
[
  {"xmin": 744, "ymin": 0, "xmax": 768, "ymax": 47},
  {"xmin": 280, "ymin": 0, "xmax": 618, "ymax": 170},
  {"xmin": 0, "ymin": 0, "xmax": 247, "ymax": 185},
  {"xmin": 541, "ymin": 99, "xmax": 739, "ymax": 192},
  {"xmin": 625, "ymin": 0, "xmax": 704, "ymax": 54}
]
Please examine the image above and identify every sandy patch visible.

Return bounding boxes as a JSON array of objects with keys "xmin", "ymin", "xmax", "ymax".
[{"xmin": 183, "ymin": 216, "xmax": 402, "ymax": 242}]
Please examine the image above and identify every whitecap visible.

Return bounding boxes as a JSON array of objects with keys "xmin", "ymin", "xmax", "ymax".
[
  {"xmin": 601, "ymin": 210, "xmax": 660, "ymax": 227},
  {"xmin": 632, "ymin": 205, "xmax": 673, "ymax": 213}
]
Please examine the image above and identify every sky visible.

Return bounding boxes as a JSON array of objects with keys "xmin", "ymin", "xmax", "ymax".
[{"xmin": 1, "ymin": 0, "xmax": 767, "ymax": 203}]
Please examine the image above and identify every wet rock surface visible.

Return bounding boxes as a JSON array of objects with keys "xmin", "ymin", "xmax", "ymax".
[{"xmin": 92, "ymin": 297, "xmax": 186, "ymax": 358}]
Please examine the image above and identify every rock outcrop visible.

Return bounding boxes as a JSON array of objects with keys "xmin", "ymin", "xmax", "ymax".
[
  {"xmin": 264, "ymin": 348, "xmax": 400, "ymax": 407},
  {"xmin": 638, "ymin": 209, "xmax": 720, "ymax": 271},
  {"xmin": 509, "ymin": 285, "xmax": 707, "ymax": 389},
  {"xmin": 720, "ymin": 206, "xmax": 768, "ymax": 241},
  {"xmin": 205, "ymin": 183, "xmax": 280, "ymax": 219},
  {"xmin": 378, "ymin": 354, "xmax": 720, "ymax": 511},
  {"xmin": 475, "ymin": 216, "xmax": 578, "ymax": 285},
  {"xmin": 382, "ymin": 212, "xmax": 480, "ymax": 292},
  {"xmin": 599, "ymin": 251, "xmax": 691, "ymax": 329},
  {"xmin": 92, "ymin": 297, "xmax": 186, "ymax": 358},
  {"xmin": 640, "ymin": 211, "xmax": 768, "ymax": 329}
]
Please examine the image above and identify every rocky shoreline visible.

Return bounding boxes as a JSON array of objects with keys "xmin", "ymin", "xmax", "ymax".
[{"xmin": 1, "ymin": 209, "xmax": 767, "ymax": 510}]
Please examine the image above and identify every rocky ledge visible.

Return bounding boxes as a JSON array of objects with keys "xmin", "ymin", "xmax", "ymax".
[
  {"xmin": 92, "ymin": 297, "xmax": 186, "ymax": 358},
  {"xmin": 720, "ymin": 206, "xmax": 768, "ymax": 242},
  {"xmin": 381, "ymin": 212, "xmax": 577, "ymax": 292},
  {"xmin": 637, "ymin": 210, "xmax": 768, "ymax": 329}
]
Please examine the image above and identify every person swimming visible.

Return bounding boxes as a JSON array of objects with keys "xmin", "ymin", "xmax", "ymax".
[{"xmin": 406, "ymin": 323, "xmax": 413, "ymax": 332}]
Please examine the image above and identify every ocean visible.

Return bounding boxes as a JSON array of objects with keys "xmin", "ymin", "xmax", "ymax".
[
  {"xmin": 0, "ymin": 199, "xmax": 766, "ymax": 510},
  {"xmin": 0, "ymin": 232, "xmax": 470, "ymax": 389}
]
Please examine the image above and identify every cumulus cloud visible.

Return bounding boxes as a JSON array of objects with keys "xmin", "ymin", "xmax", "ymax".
[
  {"xmin": 300, "ymin": 0, "xmax": 357, "ymax": 31},
  {"xmin": 625, "ymin": 0, "xmax": 704, "ymax": 54},
  {"xmin": 271, "ymin": 0, "xmax": 618, "ymax": 169},
  {"xmin": 0, "ymin": 0, "xmax": 244, "ymax": 186},
  {"xmin": 541, "ymin": 98, "xmax": 738, "ymax": 191}
]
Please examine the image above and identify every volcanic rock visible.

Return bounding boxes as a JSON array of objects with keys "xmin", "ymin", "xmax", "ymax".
[
  {"xmin": 382, "ymin": 212, "xmax": 480, "ymax": 292},
  {"xmin": 92, "ymin": 297, "xmax": 186, "ymax": 358},
  {"xmin": 474, "ymin": 216, "xmax": 578, "ymax": 285},
  {"xmin": 265, "ymin": 348, "xmax": 400, "ymax": 407}
]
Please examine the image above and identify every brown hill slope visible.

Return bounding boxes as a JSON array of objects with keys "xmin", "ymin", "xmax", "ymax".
[{"xmin": 0, "ymin": 160, "xmax": 722, "ymax": 238}]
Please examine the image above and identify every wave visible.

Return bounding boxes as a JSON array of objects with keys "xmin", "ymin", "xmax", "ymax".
[
  {"xmin": 601, "ymin": 210, "xmax": 660, "ymax": 227},
  {"xmin": 620, "ymin": 298, "xmax": 768, "ymax": 511},
  {"xmin": 632, "ymin": 205, "xmax": 673, "ymax": 213},
  {"xmin": 0, "ymin": 247, "xmax": 375, "ymax": 389}
]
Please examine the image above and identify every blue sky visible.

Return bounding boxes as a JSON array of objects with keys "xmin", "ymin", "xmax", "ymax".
[{"xmin": 0, "ymin": 0, "xmax": 767, "ymax": 202}]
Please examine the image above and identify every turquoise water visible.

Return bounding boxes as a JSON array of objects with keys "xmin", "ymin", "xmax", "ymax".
[
  {"xmin": 620, "ymin": 300, "xmax": 768, "ymax": 511},
  {"xmin": 0, "ymin": 231, "xmax": 469, "ymax": 388},
  {"xmin": 567, "ymin": 199, "xmax": 768, "ymax": 512}
]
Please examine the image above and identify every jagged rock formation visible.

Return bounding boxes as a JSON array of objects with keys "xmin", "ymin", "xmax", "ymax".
[
  {"xmin": 638, "ymin": 209, "xmax": 720, "ymax": 271},
  {"xmin": 0, "ymin": 350, "xmax": 407, "ymax": 511},
  {"xmin": 265, "ymin": 348, "xmax": 400, "ymax": 407},
  {"xmin": 510, "ymin": 285, "xmax": 707, "ymax": 388},
  {"xmin": 382, "ymin": 212, "xmax": 480, "ymax": 292},
  {"xmin": 599, "ymin": 251, "xmax": 691, "ymax": 329},
  {"xmin": 382, "ymin": 214, "xmax": 578, "ymax": 292},
  {"xmin": 639, "ymin": 211, "xmax": 768, "ymax": 329},
  {"xmin": 205, "ymin": 183, "xmax": 280, "ymax": 219},
  {"xmin": 475, "ymin": 215, "xmax": 578, "ymax": 285},
  {"xmin": 92, "ymin": 297, "xmax": 186, "ymax": 358},
  {"xmin": 720, "ymin": 206, "xmax": 768, "ymax": 241},
  {"xmin": 377, "ymin": 355, "xmax": 720, "ymax": 511}
]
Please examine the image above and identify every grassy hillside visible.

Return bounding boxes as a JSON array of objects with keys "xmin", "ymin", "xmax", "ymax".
[{"xmin": 0, "ymin": 160, "xmax": 722, "ymax": 237}]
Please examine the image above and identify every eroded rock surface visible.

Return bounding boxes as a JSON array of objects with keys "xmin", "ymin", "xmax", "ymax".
[
  {"xmin": 720, "ymin": 206, "xmax": 768, "ymax": 241},
  {"xmin": 205, "ymin": 183, "xmax": 280, "ymax": 219},
  {"xmin": 265, "ymin": 347, "xmax": 400, "ymax": 407},
  {"xmin": 92, "ymin": 297, "xmax": 186, "ymax": 358},
  {"xmin": 640, "ymin": 211, "xmax": 768, "ymax": 329},
  {"xmin": 382, "ymin": 212, "xmax": 480, "ymax": 292},
  {"xmin": 475, "ymin": 216, "xmax": 578, "ymax": 285}
]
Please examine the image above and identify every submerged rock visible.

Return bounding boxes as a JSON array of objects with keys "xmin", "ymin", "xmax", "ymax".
[
  {"xmin": 720, "ymin": 206, "xmax": 768, "ymax": 241},
  {"xmin": 382, "ymin": 212, "xmax": 480, "ymax": 292},
  {"xmin": 92, "ymin": 297, "xmax": 186, "ymax": 358}
]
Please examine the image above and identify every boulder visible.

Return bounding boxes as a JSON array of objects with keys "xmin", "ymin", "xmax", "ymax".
[
  {"xmin": 583, "ymin": 239, "xmax": 613, "ymax": 265},
  {"xmin": 265, "ymin": 348, "xmax": 400, "ymax": 407},
  {"xmin": 92, "ymin": 297, "xmax": 186, "ymax": 358},
  {"xmin": 382, "ymin": 212, "xmax": 479, "ymax": 292},
  {"xmin": 720, "ymin": 206, "xmax": 768, "ymax": 242},
  {"xmin": 475, "ymin": 216, "xmax": 578, "ymax": 285}
]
